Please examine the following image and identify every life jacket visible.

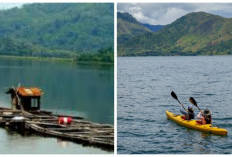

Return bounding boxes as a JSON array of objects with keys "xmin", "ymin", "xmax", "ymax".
[
  {"xmin": 188, "ymin": 109, "xmax": 194, "ymax": 120},
  {"xmin": 188, "ymin": 111, "xmax": 194, "ymax": 120},
  {"xmin": 204, "ymin": 115, "xmax": 211, "ymax": 124}
]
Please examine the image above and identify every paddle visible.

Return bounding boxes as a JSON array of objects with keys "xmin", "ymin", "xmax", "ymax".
[
  {"xmin": 189, "ymin": 97, "xmax": 201, "ymax": 112},
  {"xmin": 171, "ymin": 91, "xmax": 187, "ymax": 111}
]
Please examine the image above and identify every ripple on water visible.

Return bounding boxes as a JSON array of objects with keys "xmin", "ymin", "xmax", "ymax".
[
  {"xmin": 118, "ymin": 56, "xmax": 232, "ymax": 154},
  {"xmin": 204, "ymin": 93, "xmax": 216, "ymax": 96},
  {"xmin": 214, "ymin": 117, "xmax": 232, "ymax": 121}
]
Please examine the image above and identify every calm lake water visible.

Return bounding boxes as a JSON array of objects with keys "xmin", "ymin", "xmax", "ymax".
[
  {"xmin": 0, "ymin": 57, "xmax": 114, "ymax": 154},
  {"xmin": 118, "ymin": 56, "xmax": 232, "ymax": 154}
]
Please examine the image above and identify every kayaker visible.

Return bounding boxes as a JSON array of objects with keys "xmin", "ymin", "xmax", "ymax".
[
  {"xmin": 197, "ymin": 109, "xmax": 212, "ymax": 124},
  {"xmin": 180, "ymin": 105, "xmax": 195, "ymax": 120}
]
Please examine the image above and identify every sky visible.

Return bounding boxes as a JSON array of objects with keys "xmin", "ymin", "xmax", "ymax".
[
  {"xmin": 0, "ymin": 3, "xmax": 25, "ymax": 10},
  {"xmin": 1, "ymin": 3, "xmax": 232, "ymax": 25},
  {"xmin": 118, "ymin": 3, "xmax": 232, "ymax": 25}
]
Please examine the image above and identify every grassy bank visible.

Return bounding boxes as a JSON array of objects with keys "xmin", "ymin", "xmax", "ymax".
[
  {"xmin": 0, "ymin": 54, "xmax": 114, "ymax": 65},
  {"xmin": 0, "ymin": 55, "xmax": 74, "ymax": 62}
]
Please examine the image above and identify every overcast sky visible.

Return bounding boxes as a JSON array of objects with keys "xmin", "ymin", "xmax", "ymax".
[
  {"xmin": 0, "ymin": 3, "xmax": 24, "ymax": 10},
  {"xmin": 118, "ymin": 3, "xmax": 232, "ymax": 25}
]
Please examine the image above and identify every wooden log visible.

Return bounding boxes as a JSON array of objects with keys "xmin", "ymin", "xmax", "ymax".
[
  {"xmin": 47, "ymin": 127, "xmax": 89, "ymax": 132},
  {"xmin": 26, "ymin": 115, "xmax": 55, "ymax": 118},
  {"xmin": 26, "ymin": 122, "xmax": 114, "ymax": 149},
  {"xmin": 1, "ymin": 106, "xmax": 114, "ymax": 149},
  {"xmin": 30, "ymin": 110, "xmax": 52, "ymax": 115},
  {"xmin": 92, "ymin": 136, "xmax": 114, "ymax": 138},
  {"xmin": 73, "ymin": 120, "xmax": 113, "ymax": 128},
  {"xmin": 26, "ymin": 121, "xmax": 66, "ymax": 128},
  {"xmin": 0, "ymin": 120, "xmax": 26, "ymax": 123},
  {"xmin": 52, "ymin": 113, "xmax": 84, "ymax": 120},
  {"xmin": 30, "ymin": 119, "xmax": 58, "ymax": 121}
]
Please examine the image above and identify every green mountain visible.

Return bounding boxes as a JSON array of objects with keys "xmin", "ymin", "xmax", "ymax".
[
  {"xmin": 0, "ymin": 3, "xmax": 114, "ymax": 59},
  {"xmin": 118, "ymin": 12, "xmax": 232, "ymax": 56},
  {"xmin": 117, "ymin": 12, "xmax": 151, "ymax": 45}
]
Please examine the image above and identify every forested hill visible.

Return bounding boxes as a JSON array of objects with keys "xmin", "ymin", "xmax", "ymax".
[
  {"xmin": 0, "ymin": 3, "xmax": 114, "ymax": 60},
  {"xmin": 117, "ymin": 12, "xmax": 151, "ymax": 44},
  {"xmin": 118, "ymin": 12, "xmax": 232, "ymax": 56}
]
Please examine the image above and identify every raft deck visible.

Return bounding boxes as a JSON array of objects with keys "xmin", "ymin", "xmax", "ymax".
[{"xmin": 0, "ymin": 107, "xmax": 114, "ymax": 150}]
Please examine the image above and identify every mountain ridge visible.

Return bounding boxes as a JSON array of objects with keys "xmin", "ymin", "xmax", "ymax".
[
  {"xmin": 117, "ymin": 12, "xmax": 151, "ymax": 44},
  {"xmin": 142, "ymin": 24, "xmax": 163, "ymax": 32},
  {"xmin": 118, "ymin": 11, "xmax": 232, "ymax": 56},
  {"xmin": 0, "ymin": 3, "xmax": 114, "ymax": 59}
]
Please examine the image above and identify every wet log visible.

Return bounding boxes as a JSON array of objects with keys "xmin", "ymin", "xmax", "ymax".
[
  {"xmin": 26, "ymin": 121, "xmax": 66, "ymax": 128},
  {"xmin": 52, "ymin": 113, "xmax": 84, "ymax": 120},
  {"xmin": 26, "ymin": 123, "xmax": 114, "ymax": 149},
  {"xmin": 0, "ymin": 107, "xmax": 114, "ymax": 150}
]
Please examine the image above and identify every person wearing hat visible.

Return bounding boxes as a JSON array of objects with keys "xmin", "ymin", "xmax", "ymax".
[
  {"xmin": 197, "ymin": 109, "xmax": 212, "ymax": 124},
  {"xmin": 180, "ymin": 105, "xmax": 195, "ymax": 120}
]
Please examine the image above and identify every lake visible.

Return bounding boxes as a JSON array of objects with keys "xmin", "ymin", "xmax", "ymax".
[
  {"xmin": 117, "ymin": 56, "xmax": 232, "ymax": 154},
  {"xmin": 0, "ymin": 57, "xmax": 114, "ymax": 154}
]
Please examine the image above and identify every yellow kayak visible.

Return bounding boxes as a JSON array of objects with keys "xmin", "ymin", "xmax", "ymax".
[{"xmin": 166, "ymin": 110, "xmax": 227, "ymax": 136}]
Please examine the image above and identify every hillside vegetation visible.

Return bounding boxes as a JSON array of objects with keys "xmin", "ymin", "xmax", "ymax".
[
  {"xmin": 117, "ymin": 12, "xmax": 151, "ymax": 45},
  {"xmin": 118, "ymin": 12, "xmax": 232, "ymax": 56},
  {"xmin": 0, "ymin": 3, "xmax": 114, "ymax": 62}
]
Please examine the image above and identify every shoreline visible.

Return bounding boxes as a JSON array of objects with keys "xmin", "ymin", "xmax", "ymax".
[
  {"xmin": 117, "ymin": 54, "xmax": 232, "ymax": 57},
  {"xmin": 0, "ymin": 55, "xmax": 114, "ymax": 65}
]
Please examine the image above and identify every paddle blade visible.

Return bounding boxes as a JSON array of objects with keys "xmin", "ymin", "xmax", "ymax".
[
  {"xmin": 189, "ymin": 97, "xmax": 197, "ymax": 107},
  {"xmin": 171, "ymin": 91, "xmax": 178, "ymax": 100}
]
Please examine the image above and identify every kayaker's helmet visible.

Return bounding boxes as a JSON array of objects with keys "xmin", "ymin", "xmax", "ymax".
[
  {"xmin": 203, "ymin": 109, "xmax": 211, "ymax": 116},
  {"xmin": 188, "ymin": 105, "xmax": 193, "ymax": 110}
]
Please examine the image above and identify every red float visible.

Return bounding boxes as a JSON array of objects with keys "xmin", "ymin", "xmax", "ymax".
[{"xmin": 58, "ymin": 117, "xmax": 73, "ymax": 124}]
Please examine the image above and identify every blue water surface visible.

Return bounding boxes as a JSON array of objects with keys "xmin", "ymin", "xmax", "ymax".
[{"xmin": 117, "ymin": 56, "xmax": 232, "ymax": 154}]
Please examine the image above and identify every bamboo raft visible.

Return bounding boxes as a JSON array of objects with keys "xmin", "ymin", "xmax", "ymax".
[
  {"xmin": 0, "ymin": 86, "xmax": 114, "ymax": 150},
  {"xmin": 0, "ymin": 107, "xmax": 114, "ymax": 150}
]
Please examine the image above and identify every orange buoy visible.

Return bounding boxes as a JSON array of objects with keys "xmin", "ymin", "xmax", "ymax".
[{"xmin": 58, "ymin": 117, "xmax": 72, "ymax": 124}]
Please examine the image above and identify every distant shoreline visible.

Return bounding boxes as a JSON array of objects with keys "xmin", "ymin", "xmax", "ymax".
[
  {"xmin": 0, "ymin": 55, "xmax": 114, "ymax": 65},
  {"xmin": 117, "ymin": 54, "xmax": 232, "ymax": 57}
]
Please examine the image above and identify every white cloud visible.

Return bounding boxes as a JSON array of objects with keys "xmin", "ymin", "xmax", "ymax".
[
  {"xmin": 128, "ymin": 6, "xmax": 142, "ymax": 12},
  {"xmin": 118, "ymin": 3, "xmax": 232, "ymax": 25},
  {"xmin": 0, "ymin": 3, "xmax": 24, "ymax": 10},
  {"xmin": 160, "ymin": 7, "xmax": 188, "ymax": 25}
]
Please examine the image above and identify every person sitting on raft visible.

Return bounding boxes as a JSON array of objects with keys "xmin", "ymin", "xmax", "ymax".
[
  {"xmin": 180, "ymin": 105, "xmax": 195, "ymax": 120},
  {"xmin": 197, "ymin": 109, "xmax": 212, "ymax": 124}
]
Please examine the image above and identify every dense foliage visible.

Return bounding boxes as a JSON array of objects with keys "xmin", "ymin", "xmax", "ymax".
[
  {"xmin": 77, "ymin": 47, "xmax": 114, "ymax": 63},
  {"xmin": 117, "ymin": 12, "xmax": 151, "ymax": 44},
  {"xmin": 0, "ymin": 37, "xmax": 76, "ymax": 58},
  {"xmin": 0, "ymin": 3, "xmax": 114, "ymax": 61},
  {"xmin": 118, "ymin": 12, "xmax": 232, "ymax": 56}
]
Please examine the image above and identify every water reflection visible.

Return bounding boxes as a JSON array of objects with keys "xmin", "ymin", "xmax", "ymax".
[
  {"xmin": 0, "ymin": 57, "xmax": 114, "ymax": 124},
  {"xmin": 0, "ymin": 57, "xmax": 114, "ymax": 154},
  {"xmin": 57, "ymin": 139, "xmax": 69, "ymax": 148}
]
